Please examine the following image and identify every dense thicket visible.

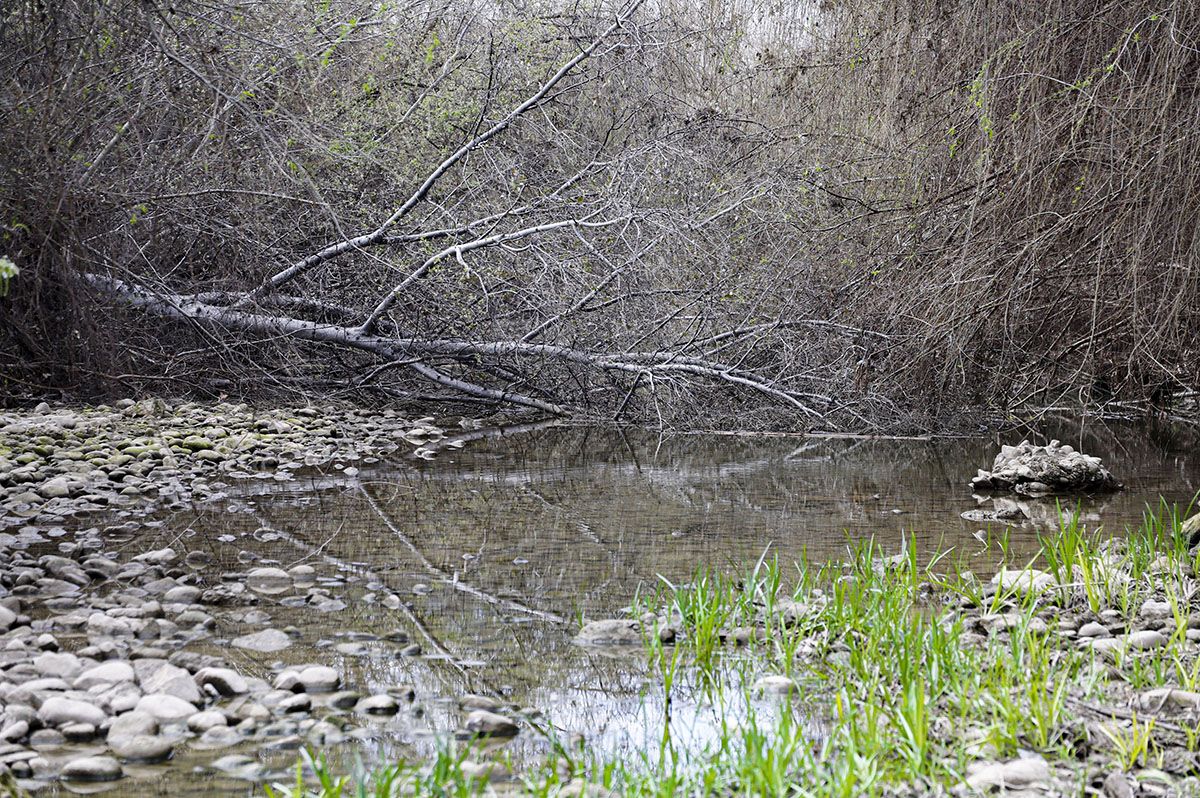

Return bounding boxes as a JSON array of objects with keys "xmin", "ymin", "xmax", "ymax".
[{"xmin": 1, "ymin": 0, "xmax": 1196, "ymax": 430}]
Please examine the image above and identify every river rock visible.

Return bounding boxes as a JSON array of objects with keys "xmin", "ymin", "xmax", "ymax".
[
  {"xmin": 966, "ymin": 756, "xmax": 1049, "ymax": 789},
  {"xmin": 1140, "ymin": 599, "xmax": 1172, "ymax": 620},
  {"xmin": 0, "ymin": 720, "xmax": 29, "ymax": 742},
  {"xmin": 298, "ymin": 665, "xmax": 339, "ymax": 692},
  {"xmin": 357, "ymin": 695, "xmax": 399, "ymax": 715},
  {"xmin": 187, "ymin": 710, "xmax": 227, "ymax": 733},
  {"xmin": 464, "ymin": 709, "xmax": 519, "ymax": 737},
  {"xmin": 460, "ymin": 694, "xmax": 503, "ymax": 712},
  {"xmin": 99, "ymin": 681, "xmax": 143, "ymax": 714},
  {"xmin": 231, "ymin": 628, "xmax": 292, "ymax": 653},
  {"xmin": 135, "ymin": 693, "xmax": 196, "ymax": 721},
  {"xmin": 1103, "ymin": 771, "xmax": 1135, "ymax": 798},
  {"xmin": 61, "ymin": 755, "xmax": 123, "ymax": 782},
  {"xmin": 38, "ymin": 696, "xmax": 107, "ymax": 727},
  {"xmin": 195, "ymin": 667, "xmax": 248, "ymax": 697},
  {"xmin": 991, "ymin": 567, "xmax": 1056, "ymax": 595},
  {"xmin": 1086, "ymin": 638, "xmax": 1125, "ymax": 657},
  {"xmin": 10, "ymin": 677, "xmax": 70, "ymax": 704},
  {"xmin": 259, "ymin": 734, "xmax": 304, "ymax": 753},
  {"xmin": 277, "ymin": 665, "xmax": 338, "ymax": 693},
  {"xmin": 0, "ymin": 606, "xmax": 16, "ymax": 631},
  {"xmin": 198, "ymin": 725, "xmax": 242, "ymax": 749},
  {"xmin": 108, "ymin": 710, "xmax": 158, "ymax": 743},
  {"xmin": 971, "ymin": 440, "xmax": 1120, "ymax": 495},
  {"xmin": 137, "ymin": 661, "xmax": 201, "ymax": 704},
  {"xmin": 164, "ymin": 585, "xmax": 202, "ymax": 603},
  {"xmin": 1180, "ymin": 513, "xmax": 1200, "ymax": 550},
  {"xmin": 39, "ymin": 477, "xmax": 73, "ymax": 499},
  {"xmin": 211, "ymin": 753, "xmax": 263, "ymax": 777},
  {"xmin": 278, "ymin": 694, "xmax": 312, "ymax": 713},
  {"xmin": 62, "ymin": 722, "xmax": 97, "ymax": 742},
  {"xmin": 960, "ymin": 505, "xmax": 1026, "ymax": 523},
  {"xmin": 288, "ymin": 564, "xmax": 316, "ymax": 581},
  {"xmin": 306, "ymin": 720, "xmax": 345, "ymax": 745},
  {"xmin": 87, "ymin": 612, "xmax": 133, "ymax": 637},
  {"xmin": 1077, "ymin": 622, "xmax": 1109, "ymax": 638},
  {"xmin": 1126, "ymin": 630, "xmax": 1167, "ymax": 650},
  {"xmin": 327, "ymin": 691, "xmax": 361, "ymax": 710},
  {"xmin": 753, "ymin": 675, "xmax": 798, "ymax": 696},
  {"xmin": 180, "ymin": 436, "xmax": 214, "ymax": 451},
  {"xmin": 246, "ymin": 567, "xmax": 292, "ymax": 594},
  {"xmin": 111, "ymin": 733, "xmax": 173, "ymax": 763},
  {"xmin": 30, "ymin": 728, "xmax": 66, "ymax": 747},
  {"xmin": 34, "ymin": 651, "xmax": 82, "ymax": 679},
  {"xmin": 1137, "ymin": 688, "xmax": 1200, "ymax": 711},
  {"xmin": 75, "ymin": 661, "xmax": 135, "ymax": 689},
  {"xmin": 575, "ymin": 618, "xmax": 674, "ymax": 646},
  {"xmin": 134, "ymin": 548, "xmax": 177, "ymax": 566}
]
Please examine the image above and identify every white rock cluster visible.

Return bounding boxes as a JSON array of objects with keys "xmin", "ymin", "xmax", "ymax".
[{"xmin": 970, "ymin": 439, "xmax": 1120, "ymax": 496}]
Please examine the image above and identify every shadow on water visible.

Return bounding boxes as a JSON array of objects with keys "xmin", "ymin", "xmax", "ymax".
[{"xmin": 44, "ymin": 416, "xmax": 1200, "ymax": 795}]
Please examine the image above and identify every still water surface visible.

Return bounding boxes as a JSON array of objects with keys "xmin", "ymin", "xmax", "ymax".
[{"xmin": 50, "ymin": 417, "xmax": 1200, "ymax": 795}]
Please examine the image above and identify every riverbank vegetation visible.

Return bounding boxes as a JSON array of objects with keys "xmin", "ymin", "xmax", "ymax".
[
  {"xmin": 269, "ymin": 501, "xmax": 1200, "ymax": 796},
  {"xmin": 3, "ymin": 1, "xmax": 1197, "ymax": 430}
]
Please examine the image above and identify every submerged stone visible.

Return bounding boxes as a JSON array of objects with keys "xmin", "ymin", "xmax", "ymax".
[
  {"xmin": 463, "ymin": 709, "xmax": 519, "ymax": 737},
  {"xmin": 231, "ymin": 628, "xmax": 292, "ymax": 653},
  {"xmin": 61, "ymin": 755, "xmax": 123, "ymax": 782},
  {"xmin": 574, "ymin": 618, "xmax": 674, "ymax": 646},
  {"xmin": 753, "ymin": 675, "xmax": 798, "ymax": 696},
  {"xmin": 356, "ymin": 695, "xmax": 399, "ymax": 715},
  {"xmin": 111, "ymin": 733, "xmax": 173, "ymax": 763},
  {"xmin": 459, "ymin": 694, "xmax": 503, "ymax": 712},
  {"xmin": 246, "ymin": 567, "xmax": 292, "ymax": 595}
]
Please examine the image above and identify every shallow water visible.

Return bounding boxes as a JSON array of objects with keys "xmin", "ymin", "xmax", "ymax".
[{"xmin": 35, "ymin": 415, "xmax": 1200, "ymax": 795}]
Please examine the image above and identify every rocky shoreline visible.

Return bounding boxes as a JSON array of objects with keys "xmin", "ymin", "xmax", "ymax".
[
  {"xmin": 0, "ymin": 400, "xmax": 455, "ymax": 530},
  {"xmin": 0, "ymin": 401, "xmax": 530, "ymax": 791},
  {"xmin": 5, "ymin": 406, "xmax": 1197, "ymax": 796}
]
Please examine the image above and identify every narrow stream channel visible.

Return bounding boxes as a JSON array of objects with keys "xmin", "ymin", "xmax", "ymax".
[{"xmin": 24, "ymin": 416, "xmax": 1200, "ymax": 795}]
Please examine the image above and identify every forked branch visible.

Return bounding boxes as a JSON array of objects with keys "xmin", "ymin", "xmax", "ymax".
[{"xmin": 241, "ymin": 0, "xmax": 646, "ymax": 303}]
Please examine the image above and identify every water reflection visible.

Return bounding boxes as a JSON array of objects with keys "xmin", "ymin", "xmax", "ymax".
[{"xmin": 57, "ymin": 416, "xmax": 1200, "ymax": 795}]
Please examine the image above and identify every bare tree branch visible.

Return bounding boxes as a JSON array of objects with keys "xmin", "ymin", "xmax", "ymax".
[{"xmin": 241, "ymin": 0, "xmax": 647, "ymax": 303}]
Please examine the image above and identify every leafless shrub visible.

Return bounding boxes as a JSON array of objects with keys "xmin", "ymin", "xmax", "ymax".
[{"xmin": 1, "ymin": 0, "xmax": 1196, "ymax": 430}]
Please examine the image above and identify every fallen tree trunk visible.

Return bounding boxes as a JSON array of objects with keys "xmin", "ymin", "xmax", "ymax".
[
  {"xmin": 85, "ymin": 275, "xmax": 567, "ymax": 415},
  {"xmin": 85, "ymin": 274, "xmax": 830, "ymax": 422}
]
